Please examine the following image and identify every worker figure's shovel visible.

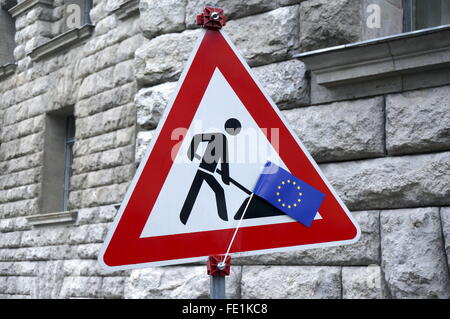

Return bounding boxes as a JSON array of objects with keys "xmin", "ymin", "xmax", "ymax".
[{"xmin": 216, "ymin": 168, "xmax": 284, "ymax": 220}]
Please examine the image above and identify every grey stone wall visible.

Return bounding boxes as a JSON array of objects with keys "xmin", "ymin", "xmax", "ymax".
[{"xmin": 0, "ymin": 0, "xmax": 449, "ymax": 299}]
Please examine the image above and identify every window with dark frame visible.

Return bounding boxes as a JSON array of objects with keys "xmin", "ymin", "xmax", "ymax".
[
  {"xmin": 41, "ymin": 109, "xmax": 75, "ymax": 215},
  {"xmin": 63, "ymin": 115, "xmax": 75, "ymax": 212},
  {"xmin": 404, "ymin": 0, "xmax": 450, "ymax": 32}
]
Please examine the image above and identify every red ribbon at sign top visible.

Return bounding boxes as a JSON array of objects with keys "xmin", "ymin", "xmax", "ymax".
[{"xmin": 196, "ymin": 7, "xmax": 226, "ymax": 30}]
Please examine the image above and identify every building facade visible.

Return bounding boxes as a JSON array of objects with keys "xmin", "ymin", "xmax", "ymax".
[{"xmin": 0, "ymin": 0, "xmax": 449, "ymax": 298}]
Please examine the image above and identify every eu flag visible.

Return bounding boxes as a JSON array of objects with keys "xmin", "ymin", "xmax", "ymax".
[{"xmin": 253, "ymin": 161, "xmax": 325, "ymax": 227}]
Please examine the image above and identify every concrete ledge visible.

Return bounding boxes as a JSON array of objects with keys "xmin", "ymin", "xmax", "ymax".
[
  {"xmin": 8, "ymin": 0, "xmax": 52, "ymax": 18},
  {"xmin": 295, "ymin": 25, "xmax": 450, "ymax": 104},
  {"xmin": 112, "ymin": 0, "xmax": 139, "ymax": 20},
  {"xmin": 26, "ymin": 211, "xmax": 78, "ymax": 227},
  {"xmin": 29, "ymin": 24, "xmax": 94, "ymax": 61}
]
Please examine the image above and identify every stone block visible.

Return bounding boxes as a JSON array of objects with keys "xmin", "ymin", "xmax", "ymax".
[
  {"xmin": 185, "ymin": 0, "xmax": 278, "ymax": 27},
  {"xmin": 0, "ymin": 167, "xmax": 41, "ymax": 190},
  {"xmin": 33, "ymin": 260, "xmax": 65, "ymax": 298},
  {"xmin": 77, "ymin": 67, "xmax": 115, "ymax": 100},
  {"xmin": 441, "ymin": 207, "xmax": 450, "ymax": 265},
  {"xmin": 116, "ymin": 34, "xmax": 144, "ymax": 61},
  {"xmin": 21, "ymin": 227, "xmax": 69, "ymax": 247},
  {"xmin": 0, "ymin": 198, "xmax": 40, "ymax": 219},
  {"xmin": 73, "ymin": 127, "xmax": 135, "ymax": 157},
  {"xmin": 71, "ymin": 164, "xmax": 134, "ymax": 190},
  {"xmin": 299, "ymin": 0, "xmax": 362, "ymax": 52},
  {"xmin": 0, "ymin": 184, "xmax": 39, "ymax": 204},
  {"xmin": 380, "ymin": 207, "xmax": 450, "ymax": 298},
  {"xmin": 386, "ymin": 86, "xmax": 450, "ymax": 155},
  {"xmin": 140, "ymin": 0, "xmax": 187, "ymax": 39},
  {"xmin": 0, "ymin": 217, "xmax": 30, "ymax": 233},
  {"xmin": 72, "ymin": 145, "xmax": 135, "ymax": 174},
  {"xmin": 124, "ymin": 266, "xmax": 241, "ymax": 299},
  {"xmin": 100, "ymin": 276, "xmax": 126, "ymax": 298},
  {"xmin": 225, "ymin": 6, "xmax": 299, "ymax": 66},
  {"xmin": 75, "ymin": 243, "xmax": 102, "ymax": 259},
  {"xmin": 134, "ymin": 29, "xmax": 201, "ymax": 86},
  {"xmin": 0, "ymin": 232, "xmax": 22, "ymax": 249},
  {"xmin": 113, "ymin": 60, "xmax": 135, "ymax": 87},
  {"xmin": 135, "ymin": 130, "xmax": 153, "ymax": 165},
  {"xmin": 135, "ymin": 82, "xmax": 177, "ymax": 130},
  {"xmin": 234, "ymin": 210, "xmax": 379, "ymax": 266},
  {"xmin": 67, "ymin": 224, "xmax": 109, "ymax": 245},
  {"xmin": 3, "ymin": 276, "xmax": 35, "ymax": 295},
  {"xmin": 320, "ymin": 152, "xmax": 450, "ymax": 210},
  {"xmin": 283, "ymin": 96, "xmax": 385, "ymax": 163},
  {"xmin": 75, "ymin": 104, "xmax": 135, "ymax": 139},
  {"xmin": 68, "ymin": 182, "xmax": 129, "ymax": 208},
  {"xmin": 77, "ymin": 205, "xmax": 118, "ymax": 225},
  {"xmin": 253, "ymin": 59, "xmax": 309, "ymax": 109},
  {"xmin": 0, "ymin": 132, "xmax": 44, "ymax": 161},
  {"xmin": 241, "ymin": 266, "xmax": 341, "ymax": 298},
  {"xmin": 76, "ymin": 82, "xmax": 137, "ymax": 118},
  {"xmin": 59, "ymin": 276, "xmax": 103, "ymax": 298},
  {"xmin": 342, "ymin": 266, "xmax": 384, "ymax": 299}
]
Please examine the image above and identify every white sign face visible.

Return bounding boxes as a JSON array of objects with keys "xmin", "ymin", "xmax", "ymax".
[{"xmin": 140, "ymin": 69, "xmax": 321, "ymax": 238}]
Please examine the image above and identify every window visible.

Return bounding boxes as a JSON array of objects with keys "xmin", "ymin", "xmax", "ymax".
[
  {"xmin": 41, "ymin": 108, "xmax": 75, "ymax": 214},
  {"xmin": 63, "ymin": 115, "xmax": 75, "ymax": 211},
  {"xmin": 0, "ymin": 1, "xmax": 16, "ymax": 66},
  {"xmin": 404, "ymin": 0, "xmax": 450, "ymax": 31},
  {"xmin": 61, "ymin": 0, "xmax": 93, "ymax": 33}
]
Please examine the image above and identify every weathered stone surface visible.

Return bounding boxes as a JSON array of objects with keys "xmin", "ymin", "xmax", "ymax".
[
  {"xmin": 140, "ymin": 0, "xmax": 187, "ymax": 39},
  {"xmin": 134, "ymin": 29, "xmax": 201, "ymax": 86},
  {"xmin": 380, "ymin": 207, "xmax": 450, "ymax": 298},
  {"xmin": 77, "ymin": 205, "xmax": 118, "ymax": 225},
  {"xmin": 283, "ymin": 97, "xmax": 385, "ymax": 163},
  {"xmin": 76, "ymin": 104, "xmax": 135, "ymax": 139},
  {"xmin": 100, "ymin": 276, "xmax": 126, "ymax": 298},
  {"xmin": 386, "ymin": 86, "xmax": 450, "ymax": 155},
  {"xmin": 253, "ymin": 59, "xmax": 309, "ymax": 109},
  {"xmin": 135, "ymin": 131, "xmax": 153, "ymax": 165},
  {"xmin": 241, "ymin": 266, "xmax": 341, "ymax": 298},
  {"xmin": 124, "ymin": 266, "xmax": 241, "ymax": 299},
  {"xmin": 67, "ymin": 224, "xmax": 109, "ymax": 245},
  {"xmin": 69, "ymin": 182, "xmax": 129, "ymax": 208},
  {"xmin": 342, "ymin": 265, "xmax": 384, "ymax": 299},
  {"xmin": 185, "ymin": 0, "xmax": 277, "ymax": 27},
  {"xmin": 32, "ymin": 261, "xmax": 65, "ymax": 298},
  {"xmin": 225, "ymin": 6, "xmax": 299, "ymax": 66},
  {"xmin": 441, "ymin": 207, "xmax": 450, "ymax": 264},
  {"xmin": 72, "ymin": 145, "xmax": 135, "ymax": 174},
  {"xmin": 135, "ymin": 82, "xmax": 177, "ymax": 130},
  {"xmin": 59, "ymin": 276, "xmax": 103, "ymax": 298},
  {"xmin": 299, "ymin": 0, "xmax": 362, "ymax": 52},
  {"xmin": 234, "ymin": 211, "xmax": 379, "ymax": 266},
  {"xmin": 73, "ymin": 127, "xmax": 135, "ymax": 157},
  {"xmin": 320, "ymin": 152, "xmax": 450, "ymax": 210}
]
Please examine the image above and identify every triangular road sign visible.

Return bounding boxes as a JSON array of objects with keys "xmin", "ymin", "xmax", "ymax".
[{"xmin": 98, "ymin": 29, "xmax": 360, "ymax": 270}]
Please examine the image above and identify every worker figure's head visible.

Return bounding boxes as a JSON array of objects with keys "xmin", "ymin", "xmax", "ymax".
[{"xmin": 224, "ymin": 118, "xmax": 241, "ymax": 136}]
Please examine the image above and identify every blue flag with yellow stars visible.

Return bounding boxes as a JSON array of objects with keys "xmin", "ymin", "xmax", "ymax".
[{"xmin": 253, "ymin": 161, "xmax": 326, "ymax": 227}]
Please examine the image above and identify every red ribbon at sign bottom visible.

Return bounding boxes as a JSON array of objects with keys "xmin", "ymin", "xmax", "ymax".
[{"xmin": 207, "ymin": 255, "xmax": 231, "ymax": 277}]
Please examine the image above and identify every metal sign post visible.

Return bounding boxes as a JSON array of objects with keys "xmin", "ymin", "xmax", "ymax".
[{"xmin": 207, "ymin": 255, "xmax": 231, "ymax": 299}]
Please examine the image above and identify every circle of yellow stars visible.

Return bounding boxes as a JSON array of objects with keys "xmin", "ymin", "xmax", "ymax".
[{"xmin": 276, "ymin": 179, "xmax": 302, "ymax": 209}]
